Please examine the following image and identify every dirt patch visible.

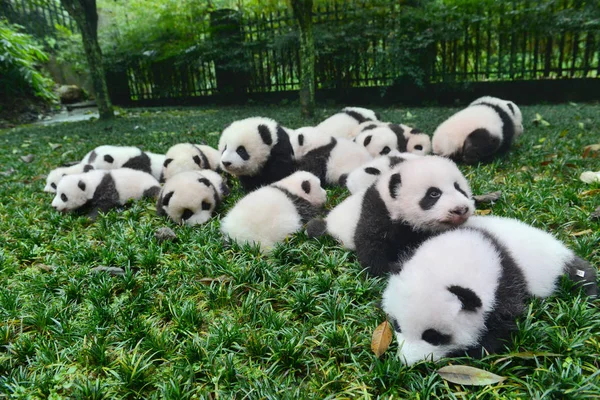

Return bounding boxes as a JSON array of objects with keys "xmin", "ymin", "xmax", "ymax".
[{"xmin": 0, "ymin": 93, "xmax": 54, "ymax": 129}]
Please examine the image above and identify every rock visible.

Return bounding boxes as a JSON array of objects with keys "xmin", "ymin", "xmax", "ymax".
[
  {"xmin": 155, "ymin": 227, "xmax": 177, "ymax": 242},
  {"xmin": 591, "ymin": 206, "xmax": 600, "ymax": 221},
  {"xmin": 473, "ymin": 191, "xmax": 502, "ymax": 205},
  {"xmin": 20, "ymin": 154, "xmax": 34, "ymax": 163},
  {"xmin": 57, "ymin": 85, "xmax": 85, "ymax": 104},
  {"xmin": 90, "ymin": 266, "xmax": 126, "ymax": 276},
  {"xmin": 580, "ymin": 171, "xmax": 600, "ymax": 184}
]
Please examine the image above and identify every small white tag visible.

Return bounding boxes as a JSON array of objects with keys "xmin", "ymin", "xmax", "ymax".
[{"xmin": 576, "ymin": 269, "xmax": 585, "ymax": 278}]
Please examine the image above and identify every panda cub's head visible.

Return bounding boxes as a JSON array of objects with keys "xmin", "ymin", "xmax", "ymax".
[
  {"xmin": 219, "ymin": 117, "xmax": 284, "ymax": 176},
  {"xmin": 291, "ymin": 126, "xmax": 333, "ymax": 160},
  {"xmin": 272, "ymin": 170, "xmax": 327, "ymax": 207},
  {"xmin": 45, "ymin": 163, "xmax": 94, "ymax": 193},
  {"xmin": 162, "ymin": 143, "xmax": 209, "ymax": 182},
  {"xmin": 157, "ymin": 170, "xmax": 228, "ymax": 226},
  {"xmin": 405, "ymin": 127, "xmax": 432, "ymax": 156},
  {"xmin": 51, "ymin": 173, "xmax": 94, "ymax": 211},
  {"xmin": 355, "ymin": 126, "xmax": 398, "ymax": 157},
  {"xmin": 381, "ymin": 229, "xmax": 506, "ymax": 365},
  {"xmin": 470, "ymin": 96, "xmax": 523, "ymax": 137},
  {"xmin": 377, "ymin": 155, "xmax": 474, "ymax": 231}
]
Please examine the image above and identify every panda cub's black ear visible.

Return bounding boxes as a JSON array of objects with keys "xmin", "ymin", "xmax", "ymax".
[
  {"xmin": 448, "ymin": 285, "xmax": 482, "ymax": 312},
  {"xmin": 301, "ymin": 180, "xmax": 311, "ymax": 194},
  {"xmin": 363, "ymin": 135, "xmax": 372, "ymax": 147},
  {"xmin": 298, "ymin": 134, "xmax": 304, "ymax": 147},
  {"xmin": 365, "ymin": 167, "xmax": 380, "ymax": 176},
  {"xmin": 162, "ymin": 191, "xmax": 174, "ymax": 207},
  {"xmin": 258, "ymin": 124, "xmax": 273, "ymax": 146},
  {"xmin": 388, "ymin": 173, "xmax": 401, "ymax": 199},
  {"xmin": 83, "ymin": 164, "xmax": 94, "ymax": 172},
  {"xmin": 104, "ymin": 154, "xmax": 114, "ymax": 163},
  {"xmin": 78, "ymin": 180, "xmax": 86, "ymax": 191},
  {"xmin": 192, "ymin": 155, "xmax": 202, "ymax": 167},
  {"xmin": 163, "ymin": 158, "xmax": 173, "ymax": 167}
]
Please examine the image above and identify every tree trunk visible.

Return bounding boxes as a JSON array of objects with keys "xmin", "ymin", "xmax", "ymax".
[
  {"xmin": 290, "ymin": 0, "xmax": 315, "ymax": 117},
  {"xmin": 60, "ymin": 0, "xmax": 114, "ymax": 120}
]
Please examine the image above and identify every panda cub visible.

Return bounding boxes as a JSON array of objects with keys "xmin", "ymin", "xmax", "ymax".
[
  {"xmin": 307, "ymin": 156, "xmax": 474, "ymax": 275},
  {"xmin": 161, "ymin": 143, "xmax": 221, "ymax": 182},
  {"xmin": 354, "ymin": 123, "xmax": 431, "ymax": 157},
  {"xmin": 51, "ymin": 168, "xmax": 160, "ymax": 218},
  {"xmin": 382, "ymin": 217, "xmax": 598, "ymax": 366},
  {"xmin": 45, "ymin": 162, "xmax": 94, "ymax": 193},
  {"xmin": 156, "ymin": 170, "xmax": 229, "ymax": 226},
  {"xmin": 221, "ymin": 171, "xmax": 327, "ymax": 252},
  {"xmin": 344, "ymin": 152, "xmax": 421, "ymax": 194},
  {"xmin": 432, "ymin": 96, "xmax": 522, "ymax": 164},
  {"xmin": 219, "ymin": 117, "xmax": 296, "ymax": 192},
  {"xmin": 85, "ymin": 145, "xmax": 163, "ymax": 179},
  {"xmin": 316, "ymin": 107, "xmax": 380, "ymax": 139},
  {"xmin": 291, "ymin": 126, "xmax": 372, "ymax": 186}
]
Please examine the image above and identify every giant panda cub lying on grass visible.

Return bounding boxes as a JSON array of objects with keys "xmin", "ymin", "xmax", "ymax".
[
  {"xmin": 354, "ymin": 122, "xmax": 431, "ymax": 157},
  {"xmin": 432, "ymin": 96, "xmax": 523, "ymax": 164},
  {"xmin": 307, "ymin": 155, "xmax": 474, "ymax": 275},
  {"xmin": 221, "ymin": 171, "xmax": 327, "ymax": 252},
  {"xmin": 160, "ymin": 143, "xmax": 221, "ymax": 182},
  {"xmin": 382, "ymin": 215, "xmax": 598, "ymax": 366},
  {"xmin": 316, "ymin": 107, "xmax": 380, "ymax": 139},
  {"xmin": 51, "ymin": 168, "xmax": 160, "ymax": 218}
]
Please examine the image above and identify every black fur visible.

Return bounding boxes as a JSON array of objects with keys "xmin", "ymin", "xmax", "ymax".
[
  {"xmin": 388, "ymin": 156, "xmax": 405, "ymax": 168},
  {"xmin": 193, "ymin": 146, "xmax": 211, "ymax": 168},
  {"xmin": 564, "ymin": 256, "xmax": 598, "ymax": 298},
  {"xmin": 419, "ymin": 187, "xmax": 442, "ymax": 210},
  {"xmin": 338, "ymin": 174, "xmax": 348, "ymax": 186},
  {"xmin": 143, "ymin": 186, "xmax": 161, "ymax": 199},
  {"xmin": 448, "ymin": 285, "xmax": 483, "ymax": 311},
  {"xmin": 454, "ymin": 182, "xmax": 469, "ymax": 199},
  {"xmin": 344, "ymin": 110, "xmax": 371, "ymax": 124},
  {"xmin": 258, "ymin": 124, "xmax": 273, "ymax": 145},
  {"xmin": 274, "ymin": 187, "xmax": 322, "ymax": 224},
  {"xmin": 122, "ymin": 152, "xmax": 152, "ymax": 174},
  {"xmin": 87, "ymin": 150, "xmax": 97, "ymax": 163},
  {"xmin": 422, "ymin": 329, "xmax": 452, "ymax": 346},
  {"xmin": 363, "ymin": 135, "xmax": 372, "ymax": 147},
  {"xmin": 104, "ymin": 154, "xmax": 114, "ymax": 164},
  {"xmin": 388, "ymin": 124, "xmax": 408, "ymax": 152},
  {"xmin": 354, "ymin": 186, "xmax": 432, "ymax": 276},
  {"xmin": 77, "ymin": 173, "xmax": 120, "ymax": 218},
  {"xmin": 238, "ymin": 126, "xmax": 296, "ymax": 192},
  {"xmin": 388, "ymin": 173, "xmax": 401, "ymax": 199},
  {"xmin": 365, "ymin": 167, "xmax": 380, "ymax": 175},
  {"xmin": 306, "ymin": 218, "xmax": 327, "ymax": 238},
  {"xmin": 362, "ymin": 124, "xmax": 379, "ymax": 132},
  {"xmin": 83, "ymin": 164, "xmax": 94, "ymax": 173},
  {"xmin": 296, "ymin": 137, "xmax": 337, "ymax": 184},
  {"xmin": 507, "ymin": 102, "xmax": 515, "ymax": 115},
  {"xmin": 462, "ymin": 102, "xmax": 516, "ymax": 164},
  {"xmin": 301, "ymin": 180, "xmax": 311, "ymax": 194}
]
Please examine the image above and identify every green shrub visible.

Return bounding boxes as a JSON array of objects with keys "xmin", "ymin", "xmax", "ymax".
[{"xmin": 0, "ymin": 19, "xmax": 57, "ymax": 102}]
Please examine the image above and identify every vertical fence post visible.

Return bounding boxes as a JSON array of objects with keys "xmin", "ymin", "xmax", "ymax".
[{"xmin": 210, "ymin": 9, "xmax": 248, "ymax": 99}]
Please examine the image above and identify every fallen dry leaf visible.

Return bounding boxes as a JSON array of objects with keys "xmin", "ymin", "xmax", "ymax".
[
  {"xmin": 476, "ymin": 209, "xmax": 492, "ymax": 216},
  {"xmin": 571, "ymin": 229, "xmax": 593, "ymax": 237},
  {"xmin": 580, "ymin": 171, "xmax": 600, "ymax": 184},
  {"xmin": 91, "ymin": 266, "xmax": 126, "ymax": 276},
  {"xmin": 199, "ymin": 275, "xmax": 232, "ymax": 285},
  {"xmin": 583, "ymin": 144, "xmax": 600, "ymax": 158},
  {"xmin": 473, "ymin": 191, "xmax": 502, "ymax": 205},
  {"xmin": 437, "ymin": 365, "xmax": 506, "ymax": 386},
  {"xmin": 35, "ymin": 263, "xmax": 55, "ymax": 272},
  {"xmin": 20, "ymin": 154, "xmax": 34, "ymax": 163},
  {"xmin": 581, "ymin": 189, "xmax": 600, "ymax": 196},
  {"xmin": 371, "ymin": 320, "xmax": 393, "ymax": 358}
]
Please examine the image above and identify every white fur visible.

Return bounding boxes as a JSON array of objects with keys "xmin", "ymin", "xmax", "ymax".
[
  {"xmin": 218, "ymin": 117, "xmax": 280, "ymax": 176},
  {"xmin": 162, "ymin": 143, "xmax": 220, "ymax": 182},
  {"xmin": 382, "ymin": 229, "xmax": 503, "ymax": 366},
  {"xmin": 51, "ymin": 168, "xmax": 159, "ymax": 212},
  {"xmin": 158, "ymin": 170, "xmax": 225, "ymax": 226},
  {"xmin": 349, "ymin": 120, "xmax": 388, "ymax": 139},
  {"xmin": 325, "ymin": 138, "xmax": 373, "ymax": 184},
  {"xmin": 146, "ymin": 152, "xmax": 166, "ymax": 181},
  {"xmin": 323, "ymin": 190, "xmax": 366, "ymax": 250},
  {"xmin": 221, "ymin": 171, "xmax": 326, "ymax": 252},
  {"xmin": 316, "ymin": 107, "xmax": 379, "ymax": 139},
  {"xmin": 345, "ymin": 153, "xmax": 421, "ymax": 195},
  {"xmin": 84, "ymin": 145, "xmax": 144, "ymax": 170},
  {"xmin": 404, "ymin": 126, "xmax": 432, "ymax": 155},
  {"xmin": 354, "ymin": 126, "xmax": 398, "ymax": 157},
  {"xmin": 377, "ymin": 155, "xmax": 474, "ymax": 231},
  {"xmin": 432, "ymin": 105, "xmax": 504, "ymax": 158},
  {"xmin": 291, "ymin": 126, "xmax": 333, "ymax": 159},
  {"xmin": 464, "ymin": 216, "xmax": 573, "ymax": 297},
  {"xmin": 44, "ymin": 163, "xmax": 91, "ymax": 193},
  {"xmin": 470, "ymin": 96, "xmax": 524, "ymax": 137}
]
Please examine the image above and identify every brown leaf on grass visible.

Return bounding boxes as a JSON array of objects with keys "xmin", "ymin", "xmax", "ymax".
[
  {"xmin": 20, "ymin": 154, "xmax": 34, "ymax": 163},
  {"xmin": 371, "ymin": 320, "xmax": 393, "ymax": 358},
  {"xmin": 199, "ymin": 275, "xmax": 232, "ymax": 285},
  {"xmin": 583, "ymin": 144, "xmax": 600, "ymax": 158},
  {"xmin": 476, "ymin": 209, "xmax": 492, "ymax": 216},
  {"xmin": 540, "ymin": 160, "xmax": 554, "ymax": 166},
  {"xmin": 581, "ymin": 189, "xmax": 600, "ymax": 196},
  {"xmin": 437, "ymin": 365, "xmax": 506, "ymax": 386},
  {"xmin": 571, "ymin": 229, "xmax": 593, "ymax": 237},
  {"xmin": 473, "ymin": 191, "xmax": 502, "ymax": 205},
  {"xmin": 35, "ymin": 263, "xmax": 55, "ymax": 272}
]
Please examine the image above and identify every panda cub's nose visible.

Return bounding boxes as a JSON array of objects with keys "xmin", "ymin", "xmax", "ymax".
[
  {"xmin": 222, "ymin": 161, "xmax": 232, "ymax": 167},
  {"xmin": 450, "ymin": 206, "xmax": 469, "ymax": 216}
]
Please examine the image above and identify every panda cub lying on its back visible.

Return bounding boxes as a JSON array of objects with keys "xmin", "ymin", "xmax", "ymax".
[
  {"xmin": 307, "ymin": 156, "xmax": 474, "ymax": 275},
  {"xmin": 221, "ymin": 171, "xmax": 327, "ymax": 252},
  {"xmin": 156, "ymin": 170, "xmax": 229, "ymax": 226},
  {"xmin": 291, "ymin": 126, "xmax": 372, "ymax": 186},
  {"xmin": 51, "ymin": 168, "xmax": 160, "ymax": 218},
  {"xmin": 219, "ymin": 117, "xmax": 296, "ymax": 192},
  {"xmin": 382, "ymin": 216, "xmax": 598, "ymax": 366}
]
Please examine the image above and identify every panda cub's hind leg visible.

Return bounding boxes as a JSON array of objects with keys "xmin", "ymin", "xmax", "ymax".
[
  {"xmin": 564, "ymin": 256, "xmax": 598, "ymax": 298},
  {"xmin": 462, "ymin": 128, "xmax": 501, "ymax": 164}
]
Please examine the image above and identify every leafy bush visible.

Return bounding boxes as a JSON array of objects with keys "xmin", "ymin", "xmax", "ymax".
[{"xmin": 0, "ymin": 19, "xmax": 57, "ymax": 102}]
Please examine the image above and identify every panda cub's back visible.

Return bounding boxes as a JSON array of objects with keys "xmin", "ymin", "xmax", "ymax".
[{"xmin": 111, "ymin": 168, "xmax": 160, "ymax": 203}]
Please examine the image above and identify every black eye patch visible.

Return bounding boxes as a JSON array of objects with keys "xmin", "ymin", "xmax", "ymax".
[
  {"xmin": 388, "ymin": 173, "xmax": 401, "ymax": 199},
  {"xmin": 419, "ymin": 187, "xmax": 442, "ymax": 210},
  {"xmin": 414, "ymin": 145, "xmax": 423, "ymax": 151},
  {"xmin": 422, "ymin": 328, "xmax": 452, "ymax": 346},
  {"xmin": 362, "ymin": 124, "xmax": 378, "ymax": 132},
  {"xmin": 103, "ymin": 154, "xmax": 114, "ymax": 163},
  {"xmin": 380, "ymin": 146, "xmax": 391, "ymax": 155},
  {"xmin": 363, "ymin": 135, "xmax": 372, "ymax": 147},
  {"xmin": 236, "ymin": 146, "xmax": 250, "ymax": 161},
  {"xmin": 454, "ymin": 182, "xmax": 469, "ymax": 199},
  {"xmin": 193, "ymin": 155, "xmax": 202, "ymax": 167},
  {"xmin": 163, "ymin": 158, "xmax": 173, "ymax": 167},
  {"xmin": 162, "ymin": 191, "xmax": 174, "ymax": 206},
  {"xmin": 61, "ymin": 193, "xmax": 68, "ymax": 202},
  {"xmin": 389, "ymin": 317, "xmax": 401, "ymax": 333},
  {"xmin": 365, "ymin": 167, "xmax": 380, "ymax": 175},
  {"xmin": 298, "ymin": 134, "xmax": 304, "ymax": 146},
  {"xmin": 301, "ymin": 180, "xmax": 311, "ymax": 194},
  {"xmin": 78, "ymin": 180, "xmax": 86, "ymax": 191},
  {"xmin": 181, "ymin": 208, "xmax": 194, "ymax": 220},
  {"xmin": 201, "ymin": 201, "xmax": 211, "ymax": 211},
  {"xmin": 51, "ymin": 183, "xmax": 57, "ymax": 189},
  {"xmin": 198, "ymin": 178, "xmax": 211, "ymax": 187}
]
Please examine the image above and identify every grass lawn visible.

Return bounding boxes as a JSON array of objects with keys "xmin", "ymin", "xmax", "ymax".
[{"xmin": 0, "ymin": 103, "xmax": 599, "ymax": 399}]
